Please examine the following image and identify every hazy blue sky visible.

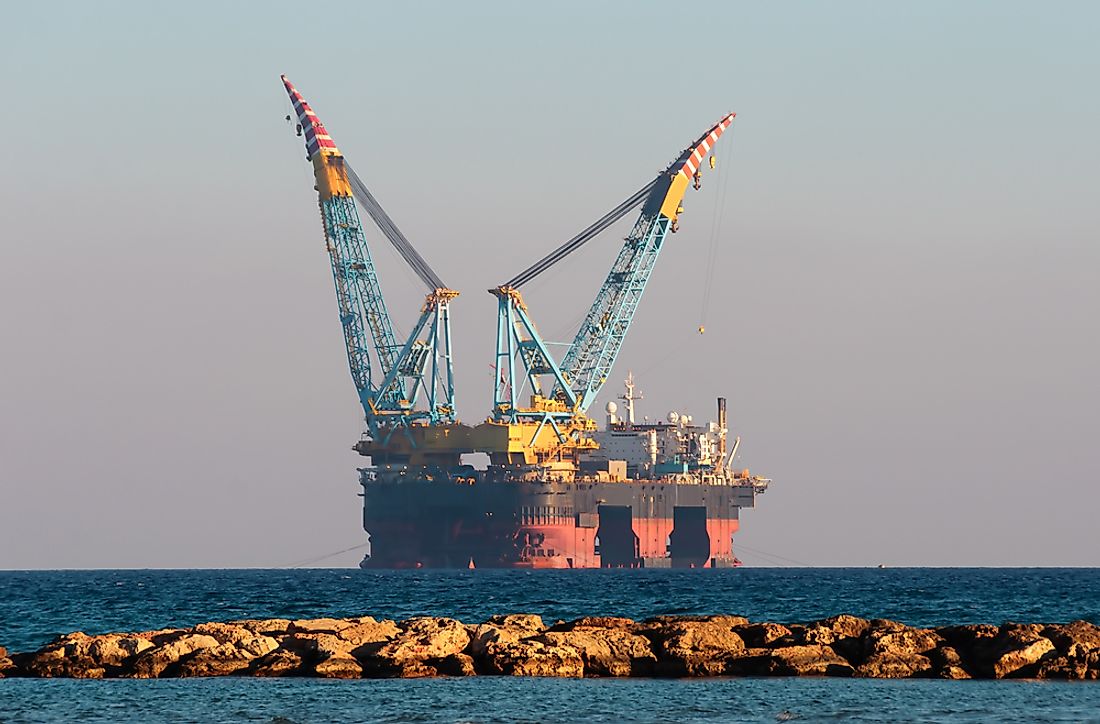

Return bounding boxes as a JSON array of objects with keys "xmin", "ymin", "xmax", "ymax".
[{"xmin": 2, "ymin": 1, "xmax": 1097, "ymax": 568}]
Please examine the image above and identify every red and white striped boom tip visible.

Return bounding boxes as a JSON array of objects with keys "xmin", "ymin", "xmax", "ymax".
[
  {"xmin": 674, "ymin": 113, "xmax": 736, "ymax": 180},
  {"xmin": 281, "ymin": 75, "xmax": 339, "ymax": 160}
]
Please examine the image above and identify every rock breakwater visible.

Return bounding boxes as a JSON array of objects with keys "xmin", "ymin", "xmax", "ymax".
[{"xmin": 2, "ymin": 615, "xmax": 1098, "ymax": 680}]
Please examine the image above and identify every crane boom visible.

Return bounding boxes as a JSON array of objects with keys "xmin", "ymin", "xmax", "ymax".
[
  {"xmin": 282, "ymin": 76, "xmax": 459, "ymax": 439},
  {"xmin": 483, "ymin": 114, "xmax": 736, "ymax": 470},
  {"xmin": 558, "ymin": 113, "xmax": 736, "ymax": 411}
]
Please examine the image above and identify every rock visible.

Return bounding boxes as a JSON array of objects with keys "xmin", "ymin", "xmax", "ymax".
[
  {"xmin": 1034, "ymin": 655, "xmax": 1090, "ymax": 680},
  {"xmin": 481, "ymin": 638, "xmax": 584, "ymax": 677},
  {"xmin": 23, "ymin": 633, "xmax": 155, "ymax": 678},
  {"xmin": 938, "ymin": 665, "xmax": 971, "ymax": 680},
  {"xmin": 177, "ymin": 643, "xmax": 254, "ymax": 677},
  {"xmin": 380, "ymin": 617, "xmax": 471, "ymax": 660},
  {"xmin": 468, "ymin": 616, "xmax": 544, "ymax": 658},
  {"xmin": 361, "ymin": 617, "xmax": 471, "ymax": 677},
  {"xmin": 937, "ymin": 624, "xmax": 1000, "ymax": 653},
  {"xmin": 434, "ymin": 652, "xmax": 477, "ymax": 676},
  {"xmin": 738, "ymin": 623, "xmax": 792, "ymax": 648},
  {"xmin": 1042, "ymin": 621, "xmax": 1100, "ymax": 657},
  {"xmin": 646, "ymin": 615, "xmax": 749, "ymax": 627},
  {"xmin": 962, "ymin": 625, "xmax": 1057, "ymax": 679},
  {"xmin": 485, "ymin": 614, "xmax": 546, "ymax": 631},
  {"xmin": 551, "ymin": 617, "xmax": 634, "ymax": 632},
  {"xmin": 89, "ymin": 635, "xmax": 155, "ymax": 667},
  {"xmin": 780, "ymin": 616, "xmax": 871, "ymax": 662},
  {"xmin": 129, "ymin": 634, "xmax": 221, "ymax": 678},
  {"xmin": 827, "ymin": 621, "xmax": 943, "ymax": 679},
  {"xmin": 640, "ymin": 615, "xmax": 747, "ymax": 676},
  {"xmin": 191, "ymin": 623, "xmax": 278, "ymax": 658},
  {"xmin": 230, "ymin": 619, "xmax": 292, "ymax": 637},
  {"xmin": 535, "ymin": 628, "xmax": 656, "ymax": 676},
  {"xmin": 927, "ymin": 646, "xmax": 971, "ymax": 679},
  {"xmin": 250, "ymin": 648, "xmax": 308, "ymax": 677},
  {"xmin": 857, "ymin": 652, "xmax": 933, "ymax": 678},
  {"xmin": 313, "ymin": 654, "xmax": 363, "ymax": 679},
  {"xmin": 992, "ymin": 637, "xmax": 1056, "ymax": 679},
  {"xmin": 799, "ymin": 615, "xmax": 871, "ymax": 645},
  {"xmin": 338, "ymin": 618, "xmax": 401, "ymax": 647},
  {"xmin": 0, "ymin": 647, "xmax": 14, "ymax": 678},
  {"xmin": 864, "ymin": 623, "xmax": 943, "ymax": 658},
  {"xmin": 763, "ymin": 645, "xmax": 855, "ymax": 677},
  {"xmin": 287, "ymin": 618, "xmax": 356, "ymax": 635}
]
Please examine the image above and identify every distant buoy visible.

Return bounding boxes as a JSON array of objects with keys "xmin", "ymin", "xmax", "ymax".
[{"xmin": 698, "ymin": 325, "xmax": 705, "ymax": 334}]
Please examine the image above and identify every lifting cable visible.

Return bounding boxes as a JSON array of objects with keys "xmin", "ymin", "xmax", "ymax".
[
  {"xmin": 346, "ymin": 164, "xmax": 447, "ymax": 292},
  {"xmin": 699, "ymin": 137, "xmax": 735, "ymax": 329},
  {"xmin": 505, "ymin": 179, "xmax": 658, "ymax": 288}
]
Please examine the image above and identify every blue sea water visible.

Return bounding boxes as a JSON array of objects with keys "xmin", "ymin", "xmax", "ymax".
[{"xmin": 1, "ymin": 568, "xmax": 1098, "ymax": 722}]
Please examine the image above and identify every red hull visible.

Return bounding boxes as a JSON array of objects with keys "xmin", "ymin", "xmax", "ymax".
[{"xmin": 359, "ymin": 477, "xmax": 754, "ymax": 569}]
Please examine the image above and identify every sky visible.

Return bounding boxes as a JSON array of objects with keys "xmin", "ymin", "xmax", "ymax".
[{"xmin": 1, "ymin": 1, "xmax": 1097, "ymax": 568}]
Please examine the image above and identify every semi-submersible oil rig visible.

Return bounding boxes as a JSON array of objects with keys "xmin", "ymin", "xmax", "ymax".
[{"xmin": 281, "ymin": 76, "xmax": 769, "ymax": 568}]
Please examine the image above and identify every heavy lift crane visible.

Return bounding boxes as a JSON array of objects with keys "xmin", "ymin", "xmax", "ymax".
[
  {"xmin": 283, "ymin": 75, "xmax": 736, "ymax": 482},
  {"xmin": 281, "ymin": 76, "xmax": 467, "ymax": 466},
  {"xmin": 485, "ymin": 114, "xmax": 737, "ymax": 473}
]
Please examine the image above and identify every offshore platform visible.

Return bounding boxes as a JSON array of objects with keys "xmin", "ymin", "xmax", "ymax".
[{"xmin": 281, "ymin": 76, "xmax": 769, "ymax": 568}]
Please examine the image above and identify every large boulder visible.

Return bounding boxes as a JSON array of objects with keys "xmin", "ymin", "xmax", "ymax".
[
  {"xmin": 967, "ymin": 625, "xmax": 1057, "ymax": 678},
  {"xmin": 738, "ymin": 623, "xmax": 792, "ymax": 648},
  {"xmin": 760, "ymin": 645, "xmax": 855, "ymax": 677},
  {"xmin": 191, "ymin": 623, "xmax": 278, "ymax": 658},
  {"xmin": 360, "ymin": 617, "xmax": 471, "ymax": 677},
  {"xmin": 550, "ymin": 617, "xmax": 634, "ymax": 632},
  {"xmin": 313, "ymin": 654, "xmax": 363, "ymax": 679},
  {"xmin": 480, "ymin": 638, "xmax": 584, "ymax": 677},
  {"xmin": 639, "ymin": 615, "xmax": 748, "ymax": 676},
  {"xmin": 250, "ymin": 648, "xmax": 308, "ymax": 677},
  {"xmin": 855, "ymin": 623, "xmax": 943, "ymax": 678},
  {"xmin": 337, "ymin": 618, "xmax": 401, "ymax": 648},
  {"xmin": 229, "ymin": 619, "xmax": 292, "ymax": 638},
  {"xmin": 1042, "ymin": 621, "xmax": 1100, "ymax": 658},
  {"xmin": 797, "ymin": 616, "xmax": 871, "ymax": 645},
  {"xmin": 129, "ymin": 633, "xmax": 221, "ymax": 678},
  {"xmin": 379, "ymin": 617, "xmax": 471, "ymax": 660},
  {"xmin": 927, "ymin": 646, "xmax": 971, "ymax": 679},
  {"xmin": 23, "ymin": 632, "xmax": 156, "ymax": 678},
  {"xmin": 434, "ymin": 652, "xmax": 477, "ymax": 676},
  {"xmin": 468, "ymin": 615, "xmax": 545, "ymax": 658},
  {"xmin": 534, "ymin": 628, "xmax": 656, "ymax": 676},
  {"xmin": 177, "ymin": 643, "xmax": 255, "ymax": 677}
]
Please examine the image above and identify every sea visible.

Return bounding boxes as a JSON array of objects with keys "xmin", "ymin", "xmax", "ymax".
[{"xmin": 1, "ymin": 568, "xmax": 1098, "ymax": 723}]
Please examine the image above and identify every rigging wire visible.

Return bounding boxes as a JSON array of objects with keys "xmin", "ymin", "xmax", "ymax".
[
  {"xmin": 346, "ymin": 163, "xmax": 446, "ymax": 291},
  {"xmin": 734, "ymin": 543, "xmax": 814, "ymax": 567},
  {"xmin": 699, "ymin": 133, "xmax": 736, "ymax": 328},
  {"xmin": 506, "ymin": 179, "xmax": 658, "ymax": 288},
  {"xmin": 279, "ymin": 541, "xmax": 372, "ymax": 568}
]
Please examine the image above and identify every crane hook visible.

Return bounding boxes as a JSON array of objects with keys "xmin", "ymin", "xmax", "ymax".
[
  {"xmin": 693, "ymin": 169, "xmax": 702, "ymax": 191},
  {"xmin": 709, "ymin": 155, "xmax": 716, "ymax": 170}
]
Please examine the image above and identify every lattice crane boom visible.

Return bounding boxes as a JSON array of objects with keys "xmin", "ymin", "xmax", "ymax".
[
  {"xmin": 491, "ymin": 114, "xmax": 736, "ymax": 430},
  {"xmin": 558, "ymin": 113, "xmax": 736, "ymax": 411},
  {"xmin": 282, "ymin": 76, "xmax": 458, "ymax": 439}
]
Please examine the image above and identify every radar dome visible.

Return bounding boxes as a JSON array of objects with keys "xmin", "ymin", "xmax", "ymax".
[
  {"xmin": 667, "ymin": 411, "xmax": 680, "ymax": 424},
  {"xmin": 605, "ymin": 401, "xmax": 618, "ymax": 414}
]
